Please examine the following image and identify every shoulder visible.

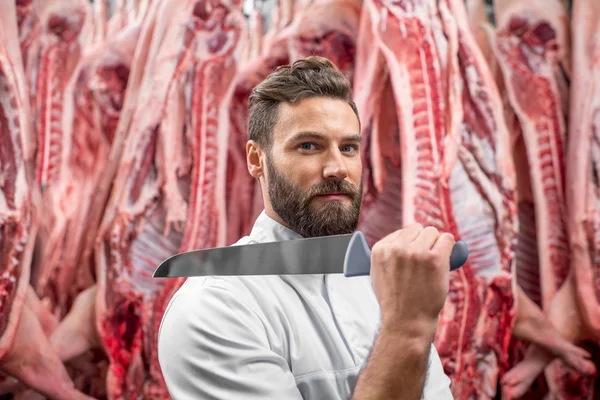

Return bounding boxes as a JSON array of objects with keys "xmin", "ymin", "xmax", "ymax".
[
  {"xmin": 423, "ymin": 343, "xmax": 453, "ymax": 398},
  {"xmin": 157, "ymin": 274, "xmax": 276, "ymax": 377},
  {"xmin": 157, "ymin": 234, "xmax": 280, "ymax": 345},
  {"xmin": 159, "ymin": 234, "xmax": 258, "ymax": 317},
  {"xmin": 158, "ymin": 276, "xmax": 250, "ymax": 330},
  {"xmin": 158, "ymin": 274, "xmax": 270, "ymax": 343}
]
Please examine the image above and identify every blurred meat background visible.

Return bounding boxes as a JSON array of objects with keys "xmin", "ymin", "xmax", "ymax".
[{"xmin": 0, "ymin": 0, "xmax": 599, "ymax": 398}]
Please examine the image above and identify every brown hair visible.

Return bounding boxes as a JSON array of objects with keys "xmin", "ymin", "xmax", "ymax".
[{"xmin": 247, "ymin": 56, "xmax": 360, "ymax": 151}]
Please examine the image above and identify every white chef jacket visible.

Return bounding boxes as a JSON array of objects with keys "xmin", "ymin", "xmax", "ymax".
[{"xmin": 157, "ymin": 210, "xmax": 453, "ymax": 399}]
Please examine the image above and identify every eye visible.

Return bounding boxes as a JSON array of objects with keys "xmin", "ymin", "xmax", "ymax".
[
  {"xmin": 341, "ymin": 145, "xmax": 358, "ymax": 153},
  {"xmin": 299, "ymin": 142, "xmax": 317, "ymax": 151}
]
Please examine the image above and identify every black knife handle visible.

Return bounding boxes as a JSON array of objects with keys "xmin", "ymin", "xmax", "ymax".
[
  {"xmin": 449, "ymin": 240, "xmax": 469, "ymax": 271},
  {"xmin": 344, "ymin": 231, "xmax": 469, "ymax": 277}
]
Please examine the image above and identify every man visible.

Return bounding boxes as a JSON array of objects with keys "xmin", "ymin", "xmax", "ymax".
[{"xmin": 157, "ymin": 56, "xmax": 456, "ymax": 399}]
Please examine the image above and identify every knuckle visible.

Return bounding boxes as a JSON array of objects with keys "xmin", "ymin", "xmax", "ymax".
[
  {"xmin": 391, "ymin": 244, "xmax": 406, "ymax": 258},
  {"xmin": 428, "ymin": 252, "xmax": 444, "ymax": 266},
  {"xmin": 408, "ymin": 249, "xmax": 439, "ymax": 266},
  {"xmin": 371, "ymin": 241, "xmax": 383, "ymax": 253},
  {"xmin": 372, "ymin": 241, "xmax": 395, "ymax": 262},
  {"xmin": 421, "ymin": 251, "xmax": 437, "ymax": 264},
  {"xmin": 371, "ymin": 242, "xmax": 386, "ymax": 258},
  {"xmin": 405, "ymin": 248, "xmax": 422, "ymax": 261}
]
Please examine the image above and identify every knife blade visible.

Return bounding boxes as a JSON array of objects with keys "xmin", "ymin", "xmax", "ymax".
[{"xmin": 153, "ymin": 231, "xmax": 469, "ymax": 278}]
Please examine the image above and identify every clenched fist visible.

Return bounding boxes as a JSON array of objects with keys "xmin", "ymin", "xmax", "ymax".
[{"xmin": 369, "ymin": 223, "xmax": 455, "ymax": 339}]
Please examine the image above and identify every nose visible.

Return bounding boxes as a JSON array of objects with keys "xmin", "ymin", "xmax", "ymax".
[{"xmin": 322, "ymin": 149, "xmax": 349, "ymax": 180}]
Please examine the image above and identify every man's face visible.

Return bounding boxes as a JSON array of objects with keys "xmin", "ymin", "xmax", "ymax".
[{"xmin": 263, "ymin": 97, "xmax": 363, "ymax": 238}]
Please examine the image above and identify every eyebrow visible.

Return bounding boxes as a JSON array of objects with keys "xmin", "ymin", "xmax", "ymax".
[{"xmin": 290, "ymin": 131, "xmax": 362, "ymax": 143}]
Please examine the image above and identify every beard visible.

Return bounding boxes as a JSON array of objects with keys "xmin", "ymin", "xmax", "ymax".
[{"xmin": 266, "ymin": 156, "xmax": 363, "ymax": 238}]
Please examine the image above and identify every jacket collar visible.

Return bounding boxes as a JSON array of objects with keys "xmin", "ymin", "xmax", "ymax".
[{"xmin": 249, "ymin": 210, "xmax": 304, "ymax": 242}]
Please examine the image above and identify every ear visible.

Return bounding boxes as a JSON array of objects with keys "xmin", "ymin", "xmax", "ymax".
[{"xmin": 246, "ymin": 140, "xmax": 264, "ymax": 179}]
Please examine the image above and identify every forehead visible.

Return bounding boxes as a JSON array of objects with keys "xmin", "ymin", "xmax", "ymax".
[{"xmin": 272, "ymin": 97, "xmax": 360, "ymax": 144}]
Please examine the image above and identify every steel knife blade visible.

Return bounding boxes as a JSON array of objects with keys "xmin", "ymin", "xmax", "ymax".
[{"xmin": 153, "ymin": 231, "xmax": 469, "ymax": 278}]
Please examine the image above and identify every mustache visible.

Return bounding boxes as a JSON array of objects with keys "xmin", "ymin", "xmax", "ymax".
[{"xmin": 306, "ymin": 180, "xmax": 359, "ymax": 198}]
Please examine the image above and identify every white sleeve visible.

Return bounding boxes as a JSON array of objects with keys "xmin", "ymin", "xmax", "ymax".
[
  {"xmin": 157, "ymin": 281, "xmax": 304, "ymax": 400},
  {"xmin": 422, "ymin": 344, "xmax": 454, "ymax": 399}
]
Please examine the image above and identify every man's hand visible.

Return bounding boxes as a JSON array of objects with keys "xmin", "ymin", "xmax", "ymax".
[
  {"xmin": 350, "ymin": 223, "xmax": 456, "ymax": 400},
  {"xmin": 370, "ymin": 223, "xmax": 456, "ymax": 340}
]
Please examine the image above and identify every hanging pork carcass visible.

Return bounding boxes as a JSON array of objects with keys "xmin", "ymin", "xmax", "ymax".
[
  {"xmin": 43, "ymin": 4, "xmax": 169, "ymax": 399},
  {"xmin": 49, "ymin": 0, "xmax": 254, "ymax": 396},
  {"xmin": 87, "ymin": 0, "xmax": 249, "ymax": 397},
  {"xmin": 0, "ymin": 1, "xmax": 95, "ymax": 399},
  {"xmin": 33, "ymin": 13, "xmax": 140, "ymax": 324},
  {"xmin": 562, "ymin": 0, "xmax": 600, "ymax": 395},
  {"xmin": 24, "ymin": 0, "xmax": 93, "ymax": 310},
  {"xmin": 4, "ymin": 1, "xmax": 147, "ymax": 395},
  {"xmin": 353, "ymin": 0, "xmax": 519, "ymax": 396},
  {"xmin": 487, "ymin": 0, "xmax": 599, "ymax": 397},
  {"xmin": 353, "ymin": 0, "xmax": 597, "ymax": 398},
  {"xmin": 497, "ymin": 0, "xmax": 600, "ymax": 397},
  {"xmin": 33, "ymin": 21, "xmax": 143, "ymax": 399},
  {"xmin": 567, "ymin": 0, "xmax": 600, "ymax": 360},
  {"xmin": 491, "ymin": 0, "xmax": 571, "ymax": 329}
]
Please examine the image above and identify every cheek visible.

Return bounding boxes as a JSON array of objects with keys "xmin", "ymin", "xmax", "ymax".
[
  {"xmin": 348, "ymin": 157, "xmax": 363, "ymax": 183},
  {"xmin": 282, "ymin": 158, "xmax": 321, "ymax": 186}
]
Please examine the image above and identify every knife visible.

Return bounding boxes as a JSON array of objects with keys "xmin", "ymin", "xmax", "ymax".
[{"xmin": 153, "ymin": 231, "xmax": 469, "ymax": 278}]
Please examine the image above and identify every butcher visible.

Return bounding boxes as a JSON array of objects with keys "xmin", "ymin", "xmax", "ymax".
[{"xmin": 157, "ymin": 55, "xmax": 455, "ymax": 399}]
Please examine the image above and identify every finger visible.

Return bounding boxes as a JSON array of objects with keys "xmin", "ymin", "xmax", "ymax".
[
  {"xmin": 396, "ymin": 223, "xmax": 424, "ymax": 243},
  {"xmin": 412, "ymin": 226, "xmax": 441, "ymax": 249},
  {"xmin": 571, "ymin": 346, "xmax": 592, "ymax": 359},
  {"xmin": 432, "ymin": 232, "xmax": 456, "ymax": 259},
  {"xmin": 379, "ymin": 229, "xmax": 404, "ymax": 244},
  {"xmin": 378, "ymin": 223, "xmax": 423, "ymax": 245}
]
